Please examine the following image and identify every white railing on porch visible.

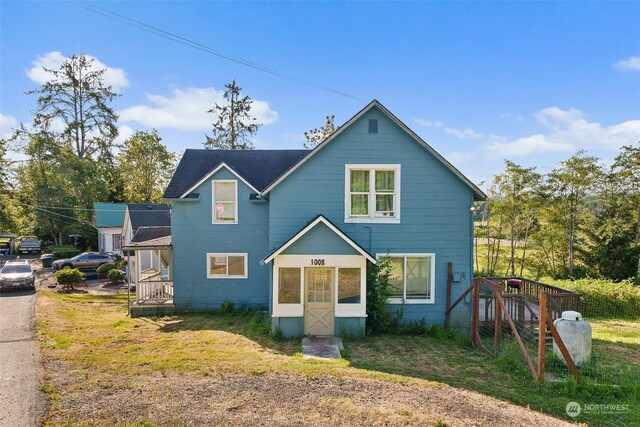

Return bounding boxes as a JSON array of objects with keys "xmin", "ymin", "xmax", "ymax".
[{"xmin": 136, "ymin": 281, "xmax": 173, "ymax": 305}]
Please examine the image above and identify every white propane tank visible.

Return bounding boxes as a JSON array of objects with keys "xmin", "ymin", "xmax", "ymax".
[{"xmin": 553, "ymin": 311, "xmax": 592, "ymax": 366}]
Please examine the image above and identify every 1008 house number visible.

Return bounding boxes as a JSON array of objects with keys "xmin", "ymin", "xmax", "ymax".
[{"xmin": 310, "ymin": 259, "xmax": 326, "ymax": 265}]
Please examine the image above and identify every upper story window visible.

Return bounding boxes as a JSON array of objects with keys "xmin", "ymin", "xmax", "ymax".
[
  {"xmin": 345, "ymin": 164, "xmax": 400, "ymax": 223},
  {"xmin": 212, "ymin": 180, "xmax": 237, "ymax": 224}
]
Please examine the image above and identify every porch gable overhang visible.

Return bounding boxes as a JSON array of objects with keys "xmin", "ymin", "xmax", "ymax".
[{"xmin": 260, "ymin": 215, "xmax": 377, "ymax": 265}]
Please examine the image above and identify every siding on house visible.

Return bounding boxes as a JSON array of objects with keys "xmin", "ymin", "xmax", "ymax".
[
  {"xmin": 268, "ymin": 106, "xmax": 475, "ymax": 325},
  {"xmin": 172, "ymin": 167, "xmax": 271, "ymax": 309}
]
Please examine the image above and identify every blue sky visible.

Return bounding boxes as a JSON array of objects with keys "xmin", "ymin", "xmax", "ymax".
[{"xmin": 1, "ymin": 1, "xmax": 639, "ymax": 187}]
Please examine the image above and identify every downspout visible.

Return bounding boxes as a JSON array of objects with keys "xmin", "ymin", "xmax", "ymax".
[{"xmin": 127, "ymin": 250, "xmax": 131, "ymax": 316}]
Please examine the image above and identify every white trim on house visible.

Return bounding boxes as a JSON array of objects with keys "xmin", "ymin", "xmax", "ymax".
[
  {"xmin": 344, "ymin": 164, "xmax": 401, "ymax": 224},
  {"xmin": 179, "ymin": 162, "xmax": 260, "ymax": 198},
  {"xmin": 272, "ymin": 254, "xmax": 367, "ymax": 318},
  {"xmin": 211, "ymin": 179, "xmax": 238, "ymax": 224},
  {"xmin": 206, "ymin": 253, "xmax": 248, "ymax": 279},
  {"xmin": 260, "ymin": 215, "xmax": 377, "ymax": 264},
  {"xmin": 261, "ymin": 100, "xmax": 486, "ymax": 200},
  {"xmin": 376, "ymin": 253, "xmax": 436, "ymax": 304}
]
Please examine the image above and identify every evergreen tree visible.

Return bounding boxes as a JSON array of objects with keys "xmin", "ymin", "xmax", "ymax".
[
  {"xmin": 25, "ymin": 54, "xmax": 120, "ymax": 159},
  {"xmin": 205, "ymin": 80, "xmax": 260, "ymax": 150}
]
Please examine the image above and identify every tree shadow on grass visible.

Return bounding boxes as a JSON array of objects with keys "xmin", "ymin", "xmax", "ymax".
[{"xmin": 153, "ymin": 310, "xmax": 301, "ymax": 356}]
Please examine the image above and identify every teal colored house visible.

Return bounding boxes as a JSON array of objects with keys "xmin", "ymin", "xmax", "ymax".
[
  {"xmin": 136, "ymin": 100, "xmax": 485, "ymax": 336},
  {"xmin": 93, "ymin": 203, "xmax": 127, "ymax": 254}
]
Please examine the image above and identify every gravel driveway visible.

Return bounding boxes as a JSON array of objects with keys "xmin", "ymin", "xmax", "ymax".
[{"xmin": 0, "ymin": 258, "xmax": 47, "ymax": 427}]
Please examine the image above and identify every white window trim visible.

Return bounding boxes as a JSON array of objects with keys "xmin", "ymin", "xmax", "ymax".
[
  {"xmin": 211, "ymin": 179, "xmax": 238, "ymax": 225},
  {"xmin": 345, "ymin": 164, "xmax": 401, "ymax": 224},
  {"xmin": 206, "ymin": 253, "xmax": 248, "ymax": 279},
  {"xmin": 376, "ymin": 253, "xmax": 435, "ymax": 304}
]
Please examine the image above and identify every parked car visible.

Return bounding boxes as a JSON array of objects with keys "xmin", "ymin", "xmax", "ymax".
[
  {"xmin": 17, "ymin": 236, "xmax": 41, "ymax": 254},
  {"xmin": 0, "ymin": 260, "xmax": 35, "ymax": 291},
  {"xmin": 52, "ymin": 252, "xmax": 115, "ymax": 271}
]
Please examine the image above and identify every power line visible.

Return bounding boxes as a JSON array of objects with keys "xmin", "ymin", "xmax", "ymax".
[
  {"xmin": 1, "ymin": 198, "xmax": 170, "ymax": 214},
  {"xmin": 68, "ymin": 1, "xmax": 363, "ymax": 101}
]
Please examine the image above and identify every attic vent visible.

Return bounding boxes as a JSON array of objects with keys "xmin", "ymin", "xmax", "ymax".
[{"xmin": 368, "ymin": 119, "xmax": 378, "ymax": 134}]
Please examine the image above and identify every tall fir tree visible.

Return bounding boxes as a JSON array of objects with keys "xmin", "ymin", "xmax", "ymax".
[{"xmin": 205, "ymin": 80, "xmax": 260, "ymax": 150}]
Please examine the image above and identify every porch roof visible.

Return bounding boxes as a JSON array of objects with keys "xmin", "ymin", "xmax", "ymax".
[
  {"xmin": 260, "ymin": 215, "xmax": 377, "ymax": 264},
  {"xmin": 123, "ymin": 226, "xmax": 172, "ymax": 250}
]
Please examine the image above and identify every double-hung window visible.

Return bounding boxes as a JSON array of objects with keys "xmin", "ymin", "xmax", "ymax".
[
  {"xmin": 207, "ymin": 253, "xmax": 248, "ymax": 279},
  {"xmin": 381, "ymin": 254, "xmax": 435, "ymax": 303},
  {"xmin": 212, "ymin": 180, "xmax": 237, "ymax": 224},
  {"xmin": 345, "ymin": 165, "xmax": 400, "ymax": 223}
]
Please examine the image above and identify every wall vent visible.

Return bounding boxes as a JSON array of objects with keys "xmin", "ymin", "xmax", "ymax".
[{"xmin": 368, "ymin": 119, "xmax": 378, "ymax": 134}]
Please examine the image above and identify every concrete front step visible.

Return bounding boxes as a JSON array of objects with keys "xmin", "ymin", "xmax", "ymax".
[{"xmin": 301, "ymin": 336, "xmax": 344, "ymax": 359}]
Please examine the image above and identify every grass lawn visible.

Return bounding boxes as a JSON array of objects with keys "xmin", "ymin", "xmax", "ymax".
[{"xmin": 36, "ymin": 290, "xmax": 638, "ymax": 426}]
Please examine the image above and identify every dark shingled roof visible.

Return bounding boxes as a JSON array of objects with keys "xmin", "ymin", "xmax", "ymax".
[
  {"xmin": 127, "ymin": 204, "xmax": 171, "ymax": 231},
  {"xmin": 163, "ymin": 149, "xmax": 310, "ymax": 198},
  {"xmin": 130, "ymin": 226, "xmax": 171, "ymax": 244}
]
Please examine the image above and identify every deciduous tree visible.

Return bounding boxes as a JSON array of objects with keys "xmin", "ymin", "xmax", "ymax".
[
  {"xmin": 117, "ymin": 130, "xmax": 176, "ymax": 203},
  {"xmin": 542, "ymin": 151, "xmax": 602, "ymax": 276},
  {"xmin": 304, "ymin": 115, "xmax": 336, "ymax": 149}
]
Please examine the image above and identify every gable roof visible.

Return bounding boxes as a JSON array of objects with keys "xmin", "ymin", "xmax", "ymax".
[
  {"xmin": 163, "ymin": 149, "xmax": 309, "ymax": 199},
  {"xmin": 261, "ymin": 100, "xmax": 486, "ymax": 200},
  {"xmin": 93, "ymin": 203, "xmax": 126, "ymax": 228},
  {"xmin": 126, "ymin": 204, "xmax": 171, "ymax": 231},
  {"xmin": 260, "ymin": 215, "xmax": 377, "ymax": 264}
]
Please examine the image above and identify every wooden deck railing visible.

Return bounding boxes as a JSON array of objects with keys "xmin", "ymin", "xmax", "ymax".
[
  {"xmin": 136, "ymin": 281, "xmax": 173, "ymax": 305},
  {"xmin": 486, "ymin": 277, "xmax": 580, "ymax": 319}
]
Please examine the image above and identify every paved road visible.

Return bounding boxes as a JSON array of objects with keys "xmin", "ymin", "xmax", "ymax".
[{"xmin": 0, "ymin": 258, "xmax": 47, "ymax": 427}]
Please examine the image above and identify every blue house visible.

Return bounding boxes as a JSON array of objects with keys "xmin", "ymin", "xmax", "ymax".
[{"xmin": 133, "ymin": 100, "xmax": 485, "ymax": 336}]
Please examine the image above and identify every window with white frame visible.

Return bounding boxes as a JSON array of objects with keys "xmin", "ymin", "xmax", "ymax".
[
  {"xmin": 382, "ymin": 254, "xmax": 435, "ymax": 303},
  {"xmin": 345, "ymin": 165, "xmax": 400, "ymax": 222},
  {"xmin": 212, "ymin": 180, "xmax": 237, "ymax": 224},
  {"xmin": 207, "ymin": 253, "xmax": 247, "ymax": 279},
  {"xmin": 112, "ymin": 234, "xmax": 122, "ymax": 251},
  {"xmin": 278, "ymin": 267, "xmax": 301, "ymax": 304}
]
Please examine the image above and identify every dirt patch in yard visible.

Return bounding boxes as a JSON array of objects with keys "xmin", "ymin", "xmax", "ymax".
[{"xmin": 44, "ymin": 360, "xmax": 571, "ymax": 427}]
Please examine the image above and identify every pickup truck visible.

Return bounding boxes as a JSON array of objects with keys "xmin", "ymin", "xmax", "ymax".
[{"xmin": 17, "ymin": 236, "xmax": 41, "ymax": 254}]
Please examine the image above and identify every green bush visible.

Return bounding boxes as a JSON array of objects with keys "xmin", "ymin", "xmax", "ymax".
[
  {"xmin": 96, "ymin": 263, "xmax": 117, "ymax": 274},
  {"xmin": 543, "ymin": 277, "xmax": 640, "ymax": 318},
  {"xmin": 51, "ymin": 245, "xmax": 81, "ymax": 259},
  {"xmin": 54, "ymin": 268, "xmax": 83, "ymax": 289},
  {"xmin": 366, "ymin": 257, "xmax": 395, "ymax": 334},
  {"xmin": 107, "ymin": 269, "xmax": 125, "ymax": 282},
  {"xmin": 220, "ymin": 299, "xmax": 234, "ymax": 314}
]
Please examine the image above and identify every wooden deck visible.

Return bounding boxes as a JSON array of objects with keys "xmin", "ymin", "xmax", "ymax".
[{"xmin": 477, "ymin": 277, "xmax": 580, "ymax": 324}]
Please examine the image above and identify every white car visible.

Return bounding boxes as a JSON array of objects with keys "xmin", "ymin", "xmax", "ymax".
[{"xmin": 0, "ymin": 261, "xmax": 36, "ymax": 291}]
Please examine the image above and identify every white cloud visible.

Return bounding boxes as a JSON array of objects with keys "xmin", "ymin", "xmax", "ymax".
[
  {"xmin": 26, "ymin": 51, "xmax": 129, "ymax": 90},
  {"xmin": 485, "ymin": 107, "xmax": 640, "ymax": 156},
  {"xmin": 613, "ymin": 55, "xmax": 640, "ymax": 72},
  {"xmin": 0, "ymin": 113, "xmax": 18, "ymax": 139},
  {"xmin": 119, "ymin": 87, "xmax": 278, "ymax": 132},
  {"xmin": 114, "ymin": 125, "xmax": 135, "ymax": 146},
  {"xmin": 414, "ymin": 118, "xmax": 482, "ymax": 139}
]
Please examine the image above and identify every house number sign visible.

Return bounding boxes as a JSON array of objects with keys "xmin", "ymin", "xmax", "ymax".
[{"xmin": 310, "ymin": 259, "xmax": 326, "ymax": 265}]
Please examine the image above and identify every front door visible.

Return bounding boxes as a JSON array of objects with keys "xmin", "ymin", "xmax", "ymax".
[{"xmin": 304, "ymin": 267, "xmax": 334, "ymax": 335}]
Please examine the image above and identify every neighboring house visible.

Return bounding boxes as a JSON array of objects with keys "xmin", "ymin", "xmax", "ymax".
[
  {"xmin": 135, "ymin": 100, "xmax": 486, "ymax": 337},
  {"xmin": 123, "ymin": 226, "xmax": 173, "ymax": 306},
  {"xmin": 93, "ymin": 203, "xmax": 126, "ymax": 254},
  {"xmin": 122, "ymin": 204, "xmax": 171, "ymax": 285}
]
